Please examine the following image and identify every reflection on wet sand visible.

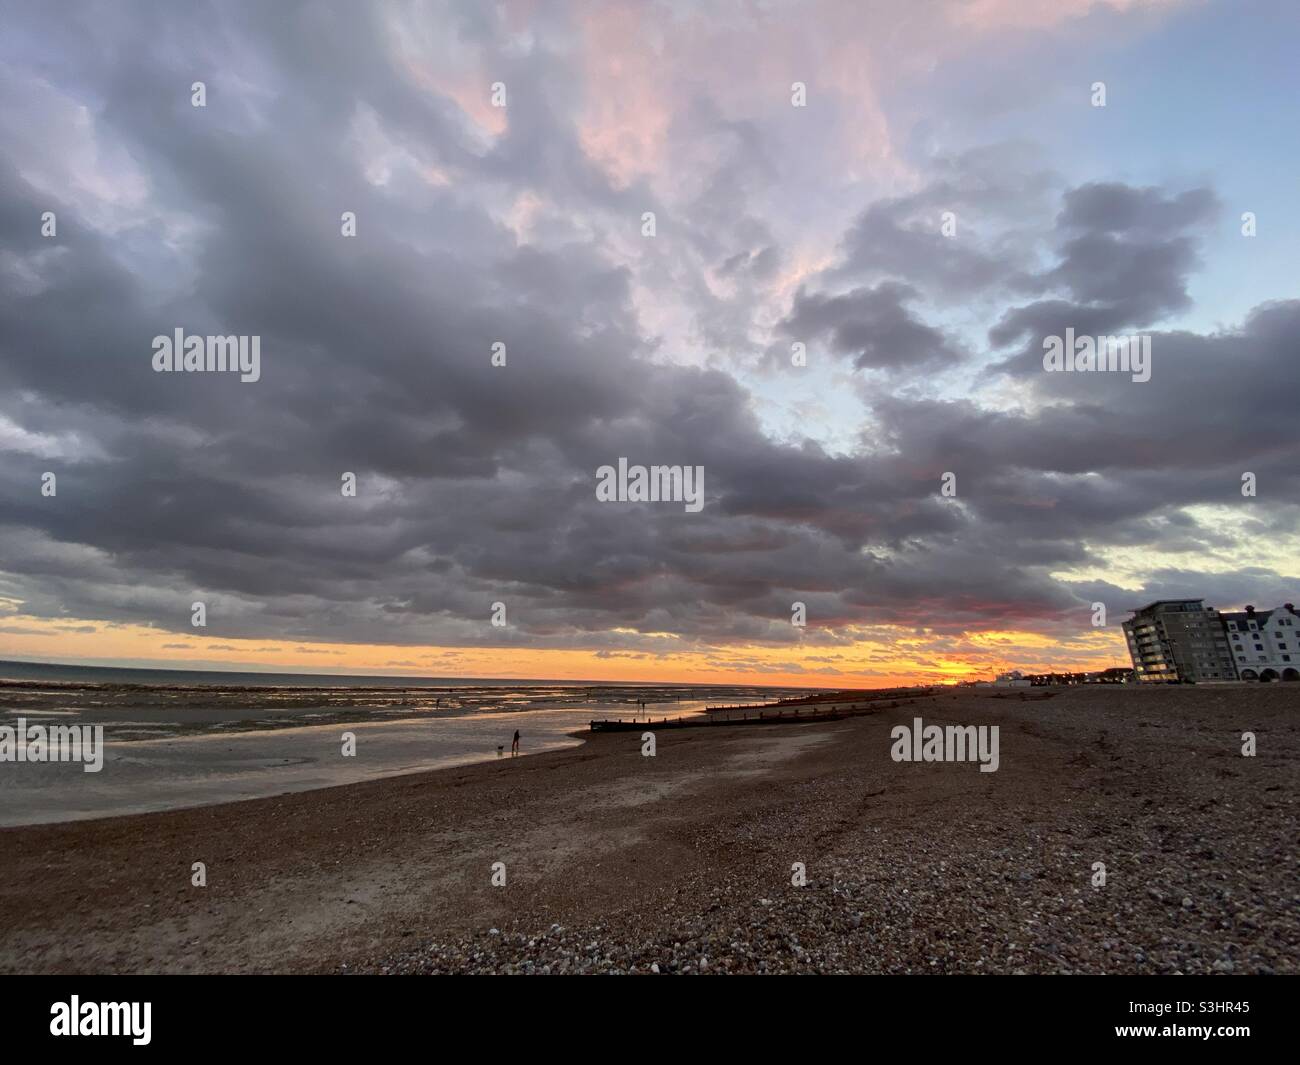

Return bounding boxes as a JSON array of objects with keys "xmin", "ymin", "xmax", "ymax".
[{"xmin": 0, "ymin": 674, "xmax": 818, "ymax": 825}]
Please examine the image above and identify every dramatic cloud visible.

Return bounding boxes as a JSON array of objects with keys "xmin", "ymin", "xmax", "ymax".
[
  {"xmin": 782, "ymin": 282, "xmax": 965, "ymax": 371},
  {"xmin": 0, "ymin": 0, "xmax": 1294, "ymax": 682}
]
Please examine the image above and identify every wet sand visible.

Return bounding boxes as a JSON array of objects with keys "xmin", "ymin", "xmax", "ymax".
[
  {"xmin": 0, "ymin": 709, "xmax": 598, "ymax": 826},
  {"xmin": 0, "ymin": 685, "xmax": 1295, "ymax": 975}
]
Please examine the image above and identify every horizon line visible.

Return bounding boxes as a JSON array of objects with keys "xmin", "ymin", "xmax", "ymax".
[{"xmin": 0, "ymin": 657, "xmax": 853, "ymax": 690}]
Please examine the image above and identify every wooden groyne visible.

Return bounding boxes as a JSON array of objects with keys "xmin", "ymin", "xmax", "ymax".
[
  {"xmin": 589, "ymin": 697, "xmax": 927, "ymax": 733},
  {"xmin": 705, "ymin": 688, "xmax": 937, "ymax": 712}
]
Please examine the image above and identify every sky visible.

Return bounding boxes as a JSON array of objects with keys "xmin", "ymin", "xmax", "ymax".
[{"xmin": 1, "ymin": 0, "xmax": 1298, "ymax": 686}]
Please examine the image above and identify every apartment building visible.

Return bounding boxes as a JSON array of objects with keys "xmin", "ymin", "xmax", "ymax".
[
  {"xmin": 1219, "ymin": 604, "xmax": 1300, "ymax": 682},
  {"xmin": 1121, "ymin": 599, "xmax": 1237, "ymax": 683}
]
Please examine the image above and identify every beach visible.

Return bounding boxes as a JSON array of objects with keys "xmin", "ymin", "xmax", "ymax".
[
  {"xmin": 0, "ymin": 684, "xmax": 1295, "ymax": 975},
  {"xmin": 0, "ymin": 669, "xmax": 800, "ymax": 825}
]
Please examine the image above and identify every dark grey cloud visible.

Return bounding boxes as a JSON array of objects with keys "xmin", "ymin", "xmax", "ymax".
[
  {"xmin": 781, "ymin": 281, "xmax": 964, "ymax": 370},
  {"xmin": 990, "ymin": 182, "xmax": 1219, "ymax": 348},
  {"xmin": 829, "ymin": 143, "xmax": 1057, "ymax": 299}
]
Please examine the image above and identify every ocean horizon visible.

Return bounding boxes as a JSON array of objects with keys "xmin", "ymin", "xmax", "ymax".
[{"xmin": 0, "ymin": 658, "xmax": 822, "ymax": 692}]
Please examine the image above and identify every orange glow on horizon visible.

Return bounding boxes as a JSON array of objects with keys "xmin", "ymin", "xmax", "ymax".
[{"xmin": 0, "ymin": 615, "xmax": 1129, "ymax": 687}]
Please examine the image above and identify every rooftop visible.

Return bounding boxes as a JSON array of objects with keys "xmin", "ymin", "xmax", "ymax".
[{"xmin": 1129, "ymin": 599, "xmax": 1206, "ymax": 615}]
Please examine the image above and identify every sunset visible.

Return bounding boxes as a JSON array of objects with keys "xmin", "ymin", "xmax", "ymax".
[
  {"xmin": 0, "ymin": 613, "xmax": 1132, "ymax": 685},
  {"xmin": 0, "ymin": 0, "xmax": 1295, "ymax": 1033},
  {"xmin": 2, "ymin": 1, "xmax": 1297, "ymax": 686}
]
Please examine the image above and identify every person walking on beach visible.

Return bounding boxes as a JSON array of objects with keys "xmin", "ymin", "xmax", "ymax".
[{"xmin": 511, "ymin": 729, "xmax": 520, "ymax": 757}]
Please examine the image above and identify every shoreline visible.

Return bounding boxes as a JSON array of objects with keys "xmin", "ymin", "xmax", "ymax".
[
  {"xmin": 0, "ymin": 708, "xmax": 602, "ymax": 827},
  {"xmin": 1, "ymin": 685, "xmax": 1295, "ymax": 975}
]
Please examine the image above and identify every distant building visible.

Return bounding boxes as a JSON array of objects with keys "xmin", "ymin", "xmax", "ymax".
[
  {"xmin": 1122, "ymin": 599, "xmax": 1237, "ymax": 683},
  {"xmin": 993, "ymin": 670, "xmax": 1031, "ymax": 687},
  {"xmin": 1023, "ymin": 667, "xmax": 1133, "ymax": 686},
  {"xmin": 1219, "ymin": 604, "xmax": 1300, "ymax": 682}
]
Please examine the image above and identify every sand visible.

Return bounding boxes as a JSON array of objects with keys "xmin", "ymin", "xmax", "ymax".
[
  {"xmin": 0, "ymin": 709, "xmax": 596, "ymax": 826},
  {"xmin": 0, "ymin": 685, "xmax": 1295, "ymax": 974}
]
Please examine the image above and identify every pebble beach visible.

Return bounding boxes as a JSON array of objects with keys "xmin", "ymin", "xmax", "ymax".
[{"xmin": 1, "ymin": 685, "xmax": 1295, "ymax": 975}]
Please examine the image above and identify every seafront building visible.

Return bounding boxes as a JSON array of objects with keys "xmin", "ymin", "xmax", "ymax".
[
  {"xmin": 972, "ymin": 668, "xmax": 1132, "ymax": 687},
  {"xmin": 1122, "ymin": 599, "xmax": 1237, "ymax": 683},
  {"xmin": 1022, "ymin": 668, "xmax": 1133, "ymax": 686},
  {"xmin": 1218, "ymin": 604, "xmax": 1300, "ymax": 682},
  {"xmin": 1123, "ymin": 599, "xmax": 1300, "ymax": 682}
]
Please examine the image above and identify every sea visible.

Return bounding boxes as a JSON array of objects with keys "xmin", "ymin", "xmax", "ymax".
[
  {"xmin": 0, "ymin": 659, "xmax": 825, "ymax": 825},
  {"xmin": 0, "ymin": 659, "xmax": 819, "ymax": 739}
]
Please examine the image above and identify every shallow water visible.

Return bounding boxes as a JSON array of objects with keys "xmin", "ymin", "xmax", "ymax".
[
  {"xmin": 0, "ymin": 706, "xmax": 693, "ymax": 826},
  {"xmin": 0, "ymin": 665, "xmax": 807, "ymax": 739},
  {"xmin": 0, "ymin": 667, "xmax": 817, "ymax": 825}
]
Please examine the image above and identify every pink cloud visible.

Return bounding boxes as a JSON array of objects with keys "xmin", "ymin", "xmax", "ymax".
[{"xmin": 951, "ymin": 0, "xmax": 1189, "ymax": 31}]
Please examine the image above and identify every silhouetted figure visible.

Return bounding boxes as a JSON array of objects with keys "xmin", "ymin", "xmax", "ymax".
[{"xmin": 511, "ymin": 729, "xmax": 520, "ymax": 757}]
